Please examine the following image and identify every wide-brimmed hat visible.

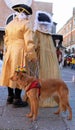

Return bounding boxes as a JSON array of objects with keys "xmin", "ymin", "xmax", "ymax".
[
  {"xmin": 38, "ymin": 13, "xmax": 51, "ymax": 23},
  {"xmin": 12, "ymin": 4, "xmax": 32, "ymax": 15},
  {"xmin": 35, "ymin": 11, "xmax": 52, "ymax": 25}
]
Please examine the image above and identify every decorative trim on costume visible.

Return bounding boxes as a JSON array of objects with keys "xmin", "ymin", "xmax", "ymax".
[
  {"xmin": 12, "ymin": 4, "xmax": 32, "ymax": 15},
  {"xmin": 12, "ymin": 6, "xmax": 31, "ymax": 15}
]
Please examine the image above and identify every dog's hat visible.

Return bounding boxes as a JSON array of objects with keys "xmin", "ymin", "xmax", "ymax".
[
  {"xmin": 33, "ymin": 10, "xmax": 53, "ymax": 34},
  {"xmin": 15, "ymin": 66, "xmax": 27, "ymax": 73},
  {"xmin": 12, "ymin": 4, "xmax": 32, "ymax": 15}
]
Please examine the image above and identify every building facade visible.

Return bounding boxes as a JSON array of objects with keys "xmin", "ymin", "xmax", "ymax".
[{"xmin": 58, "ymin": 8, "xmax": 75, "ymax": 53}]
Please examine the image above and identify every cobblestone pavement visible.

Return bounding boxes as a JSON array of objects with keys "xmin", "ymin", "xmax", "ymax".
[{"xmin": 0, "ymin": 66, "xmax": 75, "ymax": 130}]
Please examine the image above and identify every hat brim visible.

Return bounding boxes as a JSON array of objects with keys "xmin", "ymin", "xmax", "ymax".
[{"xmin": 12, "ymin": 4, "xmax": 32, "ymax": 15}]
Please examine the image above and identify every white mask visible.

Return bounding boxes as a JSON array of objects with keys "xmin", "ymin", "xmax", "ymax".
[{"xmin": 17, "ymin": 13, "xmax": 27, "ymax": 20}]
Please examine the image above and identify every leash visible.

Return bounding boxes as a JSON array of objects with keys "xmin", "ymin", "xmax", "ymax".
[{"xmin": 28, "ymin": 60, "xmax": 39, "ymax": 78}]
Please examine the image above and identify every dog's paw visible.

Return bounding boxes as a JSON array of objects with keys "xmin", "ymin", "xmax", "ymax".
[
  {"xmin": 26, "ymin": 113, "xmax": 33, "ymax": 118},
  {"xmin": 54, "ymin": 111, "xmax": 60, "ymax": 115},
  {"xmin": 67, "ymin": 116, "xmax": 72, "ymax": 120},
  {"xmin": 31, "ymin": 117, "xmax": 37, "ymax": 122}
]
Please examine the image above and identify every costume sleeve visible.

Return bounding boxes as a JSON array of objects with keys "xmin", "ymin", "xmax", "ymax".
[{"xmin": 24, "ymin": 21, "xmax": 36, "ymax": 61}]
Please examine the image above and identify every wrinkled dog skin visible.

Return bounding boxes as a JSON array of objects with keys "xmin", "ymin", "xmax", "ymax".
[{"xmin": 11, "ymin": 71, "xmax": 72, "ymax": 121}]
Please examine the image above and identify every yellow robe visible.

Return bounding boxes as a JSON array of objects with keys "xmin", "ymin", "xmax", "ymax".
[
  {"xmin": 33, "ymin": 30, "xmax": 61, "ymax": 107},
  {"xmin": 0, "ymin": 17, "xmax": 36, "ymax": 88}
]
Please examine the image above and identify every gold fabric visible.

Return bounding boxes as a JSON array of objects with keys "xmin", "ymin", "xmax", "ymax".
[
  {"xmin": 0, "ymin": 17, "xmax": 36, "ymax": 88},
  {"xmin": 33, "ymin": 30, "xmax": 61, "ymax": 107}
]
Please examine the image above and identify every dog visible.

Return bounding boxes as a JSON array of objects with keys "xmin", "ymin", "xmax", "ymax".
[{"xmin": 10, "ymin": 71, "xmax": 72, "ymax": 121}]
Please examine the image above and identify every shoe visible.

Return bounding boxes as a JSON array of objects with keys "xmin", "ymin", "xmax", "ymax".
[
  {"xmin": 13, "ymin": 98, "xmax": 28, "ymax": 108},
  {"xmin": 7, "ymin": 96, "xmax": 14, "ymax": 104}
]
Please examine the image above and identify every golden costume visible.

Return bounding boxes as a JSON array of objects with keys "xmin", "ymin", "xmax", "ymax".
[
  {"xmin": 0, "ymin": 17, "xmax": 36, "ymax": 88},
  {"xmin": 33, "ymin": 11, "xmax": 61, "ymax": 107},
  {"xmin": 34, "ymin": 31, "xmax": 61, "ymax": 79},
  {"xmin": 0, "ymin": 2, "xmax": 37, "ymax": 107}
]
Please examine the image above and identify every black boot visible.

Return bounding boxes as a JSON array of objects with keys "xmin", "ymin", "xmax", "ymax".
[
  {"xmin": 13, "ymin": 88, "xmax": 28, "ymax": 108},
  {"xmin": 7, "ymin": 87, "xmax": 14, "ymax": 104}
]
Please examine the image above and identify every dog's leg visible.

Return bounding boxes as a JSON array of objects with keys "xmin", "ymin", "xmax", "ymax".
[
  {"xmin": 26, "ymin": 89, "xmax": 39, "ymax": 121},
  {"xmin": 29, "ymin": 89, "xmax": 39, "ymax": 121},
  {"xmin": 25, "ymin": 93, "xmax": 33, "ymax": 118},
  {"xmin": 26, "ymin": 98, "xmax": 38, "ymax": 121},
  {"xmin": 26, "ymin": 110, "xmax": 33, "ymax": 118},
  {"xmin": 64, "ymin": 94, "xmax": 72, "ymax": 120},
  {"xmin": 54, "ymin": 98, "xmax": 62, "ymax": 115},
  {"xmin": 32, "ymin": 97, "xmax": 39, "ymax": 121},
  {"xmin": 65, "ymin": 102, "xmax": 72, "ymax": 120},
  {"xmin": 26, "ymin": 101, "xmax": 33, "ymax": 118},
  {"xmin": 60, "ymin": 93, "xmax": 72, "ymax": 120},
  {"xmin": 26, "ymin": 113, "xmax": 33, "ymax": 118},
  {"xmin": 28, "ymin": 99, "xmax": 34, "ymax": 118},
  {"xmin": 61, "ymin": 100, "xmax": 72, "ymax": 120}
]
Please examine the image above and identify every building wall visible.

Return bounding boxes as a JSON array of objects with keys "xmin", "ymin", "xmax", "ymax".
[
  {"xmin": 0, "ymin": 0, "xmax": 13, "ymax": 29},
  {"xmin": 58, "ymin": 8, "xmax": 75, "ymax": 53},
  {"xmin": 0, "ymin": 0, "xmax": 53, "ymax": 29}
]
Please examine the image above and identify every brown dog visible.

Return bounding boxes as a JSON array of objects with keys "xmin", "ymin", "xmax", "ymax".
[{"xmin": 11, "ymin": 71, "xmax": 72, "ymax": 121}]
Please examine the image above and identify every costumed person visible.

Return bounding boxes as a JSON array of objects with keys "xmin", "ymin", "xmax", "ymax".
[
  {"xmin": 0, "ymin": 3, "xmax": 37, "ymax": 107},
  {"xmin": 56, "ymin": 46, "xmax": 62, "ymax": 65},
  {"xmin": 33, "ymin": 10, "xmax": 61, "ymax": 107}
]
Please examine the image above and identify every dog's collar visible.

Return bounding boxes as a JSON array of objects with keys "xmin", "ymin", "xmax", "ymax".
[{"xmin": 26, "ymin": 80, "xmax": 41, "ymax": 97}]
